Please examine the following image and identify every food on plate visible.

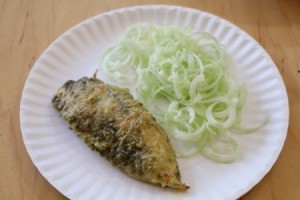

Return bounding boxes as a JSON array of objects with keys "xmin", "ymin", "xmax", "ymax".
[
  {"xmin": 52, "ymin": 77, "xmax": 189, "ymax": 191},
  {"xmin": 100, "ymin": 23, "xmax": 269, "ymax": 163}
]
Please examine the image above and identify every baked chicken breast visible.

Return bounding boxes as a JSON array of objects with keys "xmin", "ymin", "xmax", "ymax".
[{"xmin": 52, "ymin": 77, "xmax": 189, "ymax": 190}]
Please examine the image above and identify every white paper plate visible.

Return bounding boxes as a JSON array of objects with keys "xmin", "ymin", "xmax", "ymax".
[{"xmin": 20, "ymin": 5, "xmax": 289, "ymax": 200}]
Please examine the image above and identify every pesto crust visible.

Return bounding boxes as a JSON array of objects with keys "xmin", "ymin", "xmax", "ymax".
[{"xmin": 52, "ymin": 77, "xmax": 189, "ymax": 190}]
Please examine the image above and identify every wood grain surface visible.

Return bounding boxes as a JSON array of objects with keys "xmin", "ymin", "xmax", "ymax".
[{"xmin": 0, "ymin": 0, "xmax": 299, "ymax": 199}]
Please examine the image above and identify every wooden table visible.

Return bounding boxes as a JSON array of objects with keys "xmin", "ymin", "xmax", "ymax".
[{"xmin": 1, "ymin": 0, "xmax": 299, "ymax": 199}]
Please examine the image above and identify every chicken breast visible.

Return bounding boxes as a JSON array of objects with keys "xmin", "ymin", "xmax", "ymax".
[{"xmin": 52, "ymin": 77, "xmax": 189, "ymax": 191}]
